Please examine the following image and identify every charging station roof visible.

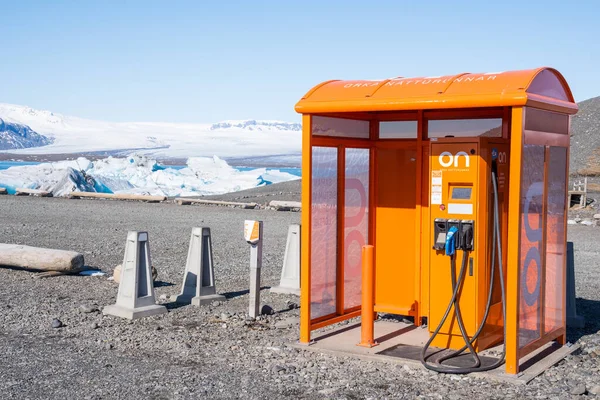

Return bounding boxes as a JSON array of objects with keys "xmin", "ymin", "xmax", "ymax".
[{"xmin": 295, "ymin": 68, "xmax": 578, "ymax": 115}]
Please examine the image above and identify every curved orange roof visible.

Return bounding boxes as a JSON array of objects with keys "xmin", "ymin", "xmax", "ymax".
[{"xmin": 295, "ymin": 68, "xmax": 578, "ymax": 115}]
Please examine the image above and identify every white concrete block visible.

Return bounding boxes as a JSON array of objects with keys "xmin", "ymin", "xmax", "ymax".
[
  {"xmin": 103, "ymin": 231, "xmax": 167, "ymax": 320},
  {"xmin": 271, "ymin": 224, "xmax": 300, "ymax": 296},
  {"xmin": 171, "ymin": 227, "xmax": 225, "ymax": 305}
]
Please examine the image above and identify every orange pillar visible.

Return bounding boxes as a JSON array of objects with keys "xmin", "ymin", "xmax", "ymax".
[
  {"xmin": 358, "ymin": 245, "xmax": 378, "ymax": 347},
  {"xmin": 299, "ymin": 114, "xmax": 312, "ymax": 345},
  {"xmin": 505, "ymin": 107, "xmax": 524, "ymax": 374}
]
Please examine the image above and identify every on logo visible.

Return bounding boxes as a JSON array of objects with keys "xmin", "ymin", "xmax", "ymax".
[{"xmin": 439, "ymin": 151, "xmax": 470, "ymax": 168}]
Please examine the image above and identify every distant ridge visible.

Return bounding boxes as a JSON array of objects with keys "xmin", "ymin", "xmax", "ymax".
[{"xmin": 210, "ymin": 120, "xmax": 301, "ymax": 131}]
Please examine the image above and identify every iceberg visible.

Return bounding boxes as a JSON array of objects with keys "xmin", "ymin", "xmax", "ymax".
[{"xmin": 0, "ymin": 154, "xmax": 299, "ymax": 197}]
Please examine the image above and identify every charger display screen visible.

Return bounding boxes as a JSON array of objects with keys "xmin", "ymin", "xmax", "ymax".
[{"xmin": 451, "ymin": 187, "xmax": 472, "ymax": 200}]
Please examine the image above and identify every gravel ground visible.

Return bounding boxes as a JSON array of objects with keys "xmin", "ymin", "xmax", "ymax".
[{"xmin": 0, "ymin": 193, "xmax": 599, "ymax": 399}]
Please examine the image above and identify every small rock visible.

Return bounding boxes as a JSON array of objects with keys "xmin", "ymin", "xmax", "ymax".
[
  {"xmin": 574, "ymin": 217, "xmax": 582, "ymax": 223},
  {"xmin": 272, "ymin": 365, "xmax": 285, "ymax": 373},
  {"xmin": 286, "ymin": 300, "xmax": 299, "ymax": 310},
  {"xmin": 261, "ymin": 305, "xmax": 275, "ymax": 315},
  {"xmin": 105, "ymin": 343, "xmax": 113, "ymax": 350},
  {"xmin": 220, "ymin": 312, "xmax": 230, "ymax": 321},
  {"xmin": 318, "ymin": 388, "xmax": 338, "ymax": 395},
  {"xmin": 581, "ymin": 219, "xmax": 594, "ymax": 226},
  {"xmin": 91, "ymin": 322, "xmax": 99, "ymax": 329},
  {"xmin": 588, "ymin": 385, "xmax": 600, "ymax": 395},
  {"xmin": 275, "ymin": 317, "xmax": 298, "ymax": 329},
  {"xmin": 567, "ymin": 220, "xmax": 578, "ymax": 225},
  {"xmin": 570, "ymin": 384, "xmax": 586, "ymax": 395},
  {"xmin": 593, "ymin": 213, "xmax": 600, "ymax": 220},
  {"xmin": 112, "ymin": 264, "xmax": 122, "ymax": 283},
  {"xmin": 159, "ymin": 294, "xmax": 168, "ymax": 300},
  {"xmin": 79, "ymin": 304, "xmax": 99, "ymax": 314},
  {"xmin": 212, "ymin": 301, "xmax": 222, "ymax": 307},
  {"xmin": 51, "ymin": 319, "xmax": 63, "ymax": 329}
]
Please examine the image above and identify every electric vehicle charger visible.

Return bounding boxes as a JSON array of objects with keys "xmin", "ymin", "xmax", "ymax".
[{"xmin": 420, "ymin": 167, "xmax": 507, "ymax": 374}]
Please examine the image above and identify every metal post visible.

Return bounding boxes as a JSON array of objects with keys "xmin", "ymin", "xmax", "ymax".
[
  {"xmin": 248, "ymin": 221, "xmax": 263, "ymax": 318},
  {"xmin": 357, "ymin": 245, "xmax": 378, "ymax": 347}
]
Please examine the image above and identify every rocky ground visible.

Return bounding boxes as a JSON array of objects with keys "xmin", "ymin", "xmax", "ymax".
[
  {"xmin": 568, "ymin": 187, "xmax": 599, "ymax": 227},
  {"xmin": 0, "ymin": 189, "xmax": 599, "ymax": 399}
]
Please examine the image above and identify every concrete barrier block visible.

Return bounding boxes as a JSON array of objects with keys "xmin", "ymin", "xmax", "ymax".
[
  {"xmin": 172, "ymin": 227, "xmax": 225, "ymax": 305},
  {"xmin": 103, "ymin": 231, "xmax": 167, "ymax": 319},
  {"xmin": 271, "ymin": 224, "xmax": 300, "ymax": 296},
  {"xmin": 566, "ymin": 241, "xmax": 585, "ymax": 328}
]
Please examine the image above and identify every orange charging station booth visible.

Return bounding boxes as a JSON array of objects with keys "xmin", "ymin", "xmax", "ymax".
[{"xmin": 295, "ymin": 68, "xmax": 578, "ymax": 375}]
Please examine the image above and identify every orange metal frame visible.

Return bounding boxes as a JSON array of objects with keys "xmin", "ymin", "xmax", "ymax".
[{"xmin": 298, "ymin": 68, "xmax": 578, "ymax": 375}]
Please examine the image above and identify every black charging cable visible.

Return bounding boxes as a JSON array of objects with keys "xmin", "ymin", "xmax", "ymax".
[{"xmin": 420, "ymin": 169, "xmax": 506, "ymax": 374}]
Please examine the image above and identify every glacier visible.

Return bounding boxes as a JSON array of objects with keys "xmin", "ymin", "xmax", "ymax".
[
  {"xmin": 0, "ymin": 103, "xmax": 301, "ymax": 162},
  {"xmin": 0, "ymin": 154, "xmax": 300, "ymax": 197}
]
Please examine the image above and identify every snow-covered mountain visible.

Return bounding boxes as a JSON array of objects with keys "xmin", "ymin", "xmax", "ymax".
[
  {"xmin": 0, "ymin": 118, "xmax": 54, "ymax": 150},
  {"xmin": 210, "ymin": 120, "xmax": 301, "ymax": 131},
  {"xmin": 0, "ymin": 103, "xmax": 302, "ymax": 160}
]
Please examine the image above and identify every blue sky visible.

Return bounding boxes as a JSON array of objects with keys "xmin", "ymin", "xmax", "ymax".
[{"xmin": 1, "ymin": 0, "xmax": 599, "ymax": 123}]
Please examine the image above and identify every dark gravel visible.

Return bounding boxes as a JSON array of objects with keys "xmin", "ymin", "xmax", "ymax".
[{"xmin": 0, "ymin": 194, "xmax": 599, "ymax": 399}]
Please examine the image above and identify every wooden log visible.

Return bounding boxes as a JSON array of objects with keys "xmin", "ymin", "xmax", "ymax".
[
  {"xmin": 15, "ymin": 188, "xmax": 52, "ymax": 197},
  {"xmin": 0, "ymin": 244, "xmax": 84, "ymax": 272},
  {"xmin": 175, "ymin": 198, "xmax": 257, "ymax": 209},
  {"xmin": 0, "ymin": 188, "xmax": 7, "ymax": 195},
  {"xmin": 69, "ymin": 191, "xmax": 166, "ymax": 203},
  {"xmin": 269, "ymin": 200, "xmax": 302, "ymax": 211}
]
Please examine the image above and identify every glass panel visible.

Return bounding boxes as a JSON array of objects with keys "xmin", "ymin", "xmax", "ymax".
[
  {"xmin": 344, "ymin": 148, "xmax": 369, "ymax": 310},
  {"xmin": 544, "ymin": 147, "xmax": 567, "ymax": 332},
  {"xmin": 311, "ymin": 147, "xmax": 338, "ymax": 319},
  {"xmin": 312, "ymin": 116, "xmax": 369, "ymax": 138},
  {"xmin": 524, "ymin": 108, "xmax": 569, "ymax": 135},
  {"xmin": 527, "ymin": 69, "xmax": 570, "ymax": 101},
  {"xmin": 428, "ymin": 118, "xmax": 502, "ymax": 138},
  {"xmin": 379, "ymin": 121, "xmax": 417, "ymax": 139},
  {"xmin": 519, "ymin": 144, "xmax": 545, "ymax": 348}
]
